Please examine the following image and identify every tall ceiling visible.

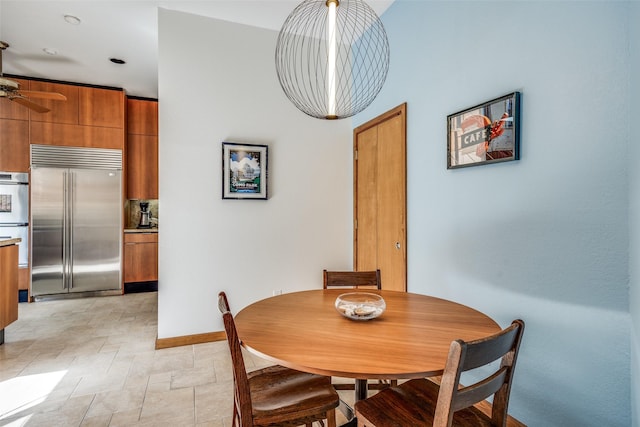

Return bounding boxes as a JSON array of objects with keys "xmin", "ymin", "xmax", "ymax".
[{"xmin": 0, "ymin": 0, "xmax": 394, "ymax": 98}]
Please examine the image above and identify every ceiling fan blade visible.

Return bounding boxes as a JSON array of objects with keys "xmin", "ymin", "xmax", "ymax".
[
  {"xmin": 11, "ymin": 96, "xmax": 50, "ymax": 113},
  {"xmin": 19, "ymin": 90, "xmax": 67, "ymax": 101}
]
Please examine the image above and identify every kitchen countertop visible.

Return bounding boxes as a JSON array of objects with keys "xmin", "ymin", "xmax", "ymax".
[
  {"xmin": 124, "ymin": 228, "xmax": 158, "ymax": 233},
  {"xmin": 0, "ymin": 238, "xmax": 21, "ymax": 247}
]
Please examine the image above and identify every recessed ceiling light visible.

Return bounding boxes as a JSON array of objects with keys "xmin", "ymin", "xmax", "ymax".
[
  {"xmin": 109, "ymin": 58, "xmax": 126, "ymax": 65},
  {"xmin": 64, "ymin": 14, "xmax": 81, "ymax": 25},
  {"xmin": 43, "ymin": 48, "xmax": 58, "ymax": 55}
]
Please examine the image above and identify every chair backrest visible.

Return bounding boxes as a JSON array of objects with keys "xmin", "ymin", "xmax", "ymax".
[
  {"xmin": 218, "ymin": 292, "xmax": 253, "ymax": 427},
  {"xmin": 323, "ymin": 269, "xmax": 382, "ymax": 289},
  {"xmin": 434, "ymin": 319, "xmax": 525, "ymax": 427},
  {"xmin": 218, "ymin": 290, "xmax": 231, "ymax": 313}
]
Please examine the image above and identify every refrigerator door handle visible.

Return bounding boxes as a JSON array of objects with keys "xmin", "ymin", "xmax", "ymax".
[
  {"xmin": 68, "ymin": 171, "xmax": 74, "ymax": 290},
  {"xmin": 62, "ymin": 170, "xmax": 68, "ymax": 290}
]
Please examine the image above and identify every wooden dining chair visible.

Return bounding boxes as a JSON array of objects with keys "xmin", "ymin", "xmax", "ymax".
[
  {"xmin": 218, "ymin": 292, "xmax": 339, "ymax": 427},
  {"xmin": 322, "ymin": 269, "xmax": 395, "ymax": 392},
  {"xmin": 354, "ymin": 319, "xmax": 526, "ymax": 427},
  {"xmin": 323, "ymin": 269, "xmax": 382, "ymax": 290}
]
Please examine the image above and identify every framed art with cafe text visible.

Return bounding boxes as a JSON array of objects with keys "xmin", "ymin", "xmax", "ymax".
[
  {"xmin": 222, "ymin": 142, "xmax": 268, "ymax": 200},
  {"xmin": 447, "ymin": 92, "xmax": 521, "ymax": 169}
]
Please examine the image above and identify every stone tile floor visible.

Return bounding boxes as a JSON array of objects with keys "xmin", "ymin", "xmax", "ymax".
[{"xmin": 0, "ymin": 292, "xmax": 355, "ymax": 426}]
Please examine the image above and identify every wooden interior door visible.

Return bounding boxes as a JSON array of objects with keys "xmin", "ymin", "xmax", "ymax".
[{"xmin": 354, "ymin": 104, "xmax": 407, "ymax": 291}]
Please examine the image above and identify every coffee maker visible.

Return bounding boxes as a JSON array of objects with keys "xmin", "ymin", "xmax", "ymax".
[{"xmin": 138, "ymin": 201, "xmax": 152, "ymax": 228}]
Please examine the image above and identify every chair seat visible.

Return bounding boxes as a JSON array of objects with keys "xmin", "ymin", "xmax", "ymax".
[
  {"xmin": 249, "ymin": 365, "xmax": 339, "ymax": 426},
  {"xmin": 354, "ymin": 379, "xmax": 496, "ymax": 427}
]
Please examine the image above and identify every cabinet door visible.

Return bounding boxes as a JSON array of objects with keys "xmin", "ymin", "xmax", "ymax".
[
  {"xmin": 0, "ymin": 244, "xmax": 19, "ymax": 329},
  {"xmin": 29, "ymin": 81, "xmax": 79, "ymax": 124},
  {"xmin": 124, "ymin": 236, "xmax": 158, "ymax": 282},
  {"xmin": 30, "ymin": 122, "xmax": 124, "ymax": 149},
  {"xmin": 79, "ymin": 87, "xmax": 124, "ymax": 128},
  {"xmin": 0, "ymin": 78, "xmax": 30, "ymax": 172},
  {"xmin": 0, "ymin": 119, "xmax": 29, "ymax": 171},
  {"xmin": 127, "ymin": 99, "xmax": 158, "ymax": 135},
  {"xmin": 127, "ymin": 134, "xmax": 158, "ymax": 199}
]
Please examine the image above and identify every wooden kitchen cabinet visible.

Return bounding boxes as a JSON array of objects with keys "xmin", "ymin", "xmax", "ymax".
[
  {"xmin": 30, "ymin": 85, "xmax": 125, "ymax": 150},
  {"xmin": 30, "ymin": 121, "xmax": 124, "ymax": 149},
  {"xmin": 127, "ymin": 98, "xmax": 157, "ymax": 136},
  {"xmin": 126, "ymin": 98, "xmax": 158, "ymax": 199},
  {"xmin": 127, "ymin": 134, "xmax": 158, "ymax": 199},
  {"xmin": 29, "ymin": 82, "xmax": 124, "ymax": 129},
  {"xmin": 79, "ymin": 86, "xmax": 125, "ymax": 129},
  {"xmin": 0, "ymin": 119, "xmax": 29, "ymax": 171},
  {"xmin": 0, "ymin": 78, "xmax": 30, "ymax": 172},
  {"xmin": 26, "ymin": 81, "xmax": 125, "ymax": 150},
  {"xmin": 4, "ymin": 77, "xmax": 125, "ymax": 152},
  {"xmin": 29, "ymin": 81, "xmax": 79, "ymax": 124},
  {"xmin": 0, "ymin": 244, "xmax": 19, "ymax": 335},
  {"xmin": 124, "ymin": 232, "xmax": 158, "ymax": 283}
]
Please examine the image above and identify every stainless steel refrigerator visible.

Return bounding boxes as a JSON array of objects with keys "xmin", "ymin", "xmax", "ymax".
[{"xmin": 31, "ymin": 145, "xmax": 122, "ymax": 298}]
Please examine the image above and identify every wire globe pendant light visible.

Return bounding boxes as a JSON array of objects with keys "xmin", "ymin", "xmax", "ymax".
[{"xmin": 275, "ymin": 0, "xmax": 390, "ymax": 120}]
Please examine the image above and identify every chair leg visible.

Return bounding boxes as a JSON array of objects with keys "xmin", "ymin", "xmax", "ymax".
[
  {"xmin": 231, "ymin": 399, "xmax": 240, "ymax": 427},
  {"xmin": 231, "ymin": 402, "xmax": 237, "ymax": 427},
  {"xmin": 327, "ymin": 408, "xmax": 336, "ymax": 427}
]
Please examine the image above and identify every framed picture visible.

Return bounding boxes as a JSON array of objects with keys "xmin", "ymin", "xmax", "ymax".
[
  {"xmin": 222, "ymin": 142, "xmax": 268, "ymax": 200},
  {"xmin": 447, "ymin": 92, "xmax": 521, "ymax": 169}
]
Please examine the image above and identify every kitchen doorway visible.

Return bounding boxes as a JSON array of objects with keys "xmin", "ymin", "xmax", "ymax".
[{"xmin": 353, "ymin": 103, "xmax": 407, "ymax": 292}]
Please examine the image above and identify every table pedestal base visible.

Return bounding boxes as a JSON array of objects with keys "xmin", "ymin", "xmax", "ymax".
[{"xmin": 355, "ymin": 379, "xmax": 368, "ymax": 401}]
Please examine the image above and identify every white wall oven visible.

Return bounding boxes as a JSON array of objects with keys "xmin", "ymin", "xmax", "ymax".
[{"xmin": 0, "ymin": 172, "xmax": 29, "ymax": 267}]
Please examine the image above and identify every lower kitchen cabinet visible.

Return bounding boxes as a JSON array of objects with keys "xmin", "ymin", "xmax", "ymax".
[
  {"xmin": 123, "ymin": 232, "xmax": 158, "ymax": 283},
  {"xmin": 1, "ymin": 244, "xmax": 19, "ymax": 341}
]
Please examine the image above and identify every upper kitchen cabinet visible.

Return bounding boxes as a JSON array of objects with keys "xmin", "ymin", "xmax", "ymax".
[
  {"xmin": 0, "ymin": 119, "xmax": 29, "ymax": 172},
  {"xmin": 30, "ymin": 122, "xmax": 125, "ymax": 149},
  {"xmin": 79, "ymin": 87, "xmax": 125, "ymax": 128},
  {"xmin": 127, "ymin": 98, "xmax": 157, "ymax": 136},
  {"xmin": 0, "ymin": 78, "xmax": 29, "ymax": 172},
  {"xmin": 29, "ymin": 81, "xmax": 79, "ymax": 124},
  {"xmin": 1, "ymin": 77, "xmax": 125, "ymax": 170},
  {"xmin": 28, "ymin": 81, "xmax": 125, "ymax": 150},
  {"xmin": 127, "ymin": 134, "xmax": 158, "ymax": 199},
  {"xmin": 127, "ymin": 98, "xmax": 158, "ymax": 200}
]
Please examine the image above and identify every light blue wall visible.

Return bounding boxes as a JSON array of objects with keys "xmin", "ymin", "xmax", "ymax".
[
  {"xmin": 630, "ymin": 1, "xmax": 639, "ymax": 425},
  {"xmin": 356, "ymin": 1, "xmax": 632, "ymax": 425}
]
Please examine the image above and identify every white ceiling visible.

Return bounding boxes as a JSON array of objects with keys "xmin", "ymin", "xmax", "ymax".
[{"xmin": 0, "ymin": 0, "xmax": 394, "ymax": 99}]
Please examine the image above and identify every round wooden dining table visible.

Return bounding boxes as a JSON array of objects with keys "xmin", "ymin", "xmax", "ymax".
[{"xmin": 234, "ymin": 289, "xmax": 500, "ymax": 403}]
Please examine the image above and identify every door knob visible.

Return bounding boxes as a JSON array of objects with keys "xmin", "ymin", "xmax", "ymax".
[{"xmin": 395, "ymin": 242, "xmax": 401, "ymax": 250}]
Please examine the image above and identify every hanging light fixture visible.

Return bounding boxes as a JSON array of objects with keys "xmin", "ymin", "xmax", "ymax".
[{"xmin": 275, "ymin": 0, "xmax": 390, "ymax": 120}]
